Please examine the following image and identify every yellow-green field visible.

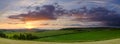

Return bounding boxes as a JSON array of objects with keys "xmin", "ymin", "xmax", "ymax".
[{"xmin": 0, "ymin": 38, "xmax": 120, "ymax": 44}]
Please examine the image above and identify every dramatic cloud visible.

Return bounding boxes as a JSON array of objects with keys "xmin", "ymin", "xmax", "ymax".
[
  {"xmin": 88, "ymin": 7, "xmax": 120, "ymax": 26},
  {"xmin": 70, "ymin": 6, "xmax": 120, "ymax": 26},
  {"xmin": 8, "ymin": 2, "xmax": 120, "ymax": 27},
  {"xmin": 8, "ymin": 5, "xmax": 56, "ymax": 21},
  {"xmin": 1, "ymin": 0, "xmax": 119, "ymax": 29}
]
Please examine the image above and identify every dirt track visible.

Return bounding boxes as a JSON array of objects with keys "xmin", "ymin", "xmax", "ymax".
[{"xmin": 0, "ymin": 38, "xmax": 119, "ymax": 44}]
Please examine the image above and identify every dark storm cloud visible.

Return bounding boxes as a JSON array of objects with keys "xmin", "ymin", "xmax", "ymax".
[
  {"xmin": 72, "ymin": 7, "xmax": 120, "ymax": 26},
  {"xmin": 8, "ymin": 5, "xmax": 56, "ymax": 21},
  {"xmin": 88, "ymin": 7, "xmax": 120, "ymax": 26},
  {"xmin": 8, "ymin": 3, "xmax": 69, "ymax": 21},
  {"xmin": 8, "ymin": 3, "xmax": 120, "ymax": 27}
]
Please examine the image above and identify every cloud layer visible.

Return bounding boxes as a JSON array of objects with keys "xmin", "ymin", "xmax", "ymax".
[
  {"xmin": 8, "ymin": 5, "xmax": 56, "ymax": 21},
  {"xmin": 8, "ymin": 2, "xmax": 120, "ymax": 27},
  {"xmin": 0, "ymin": 0, "xmax": 120, "ymax": 29}
]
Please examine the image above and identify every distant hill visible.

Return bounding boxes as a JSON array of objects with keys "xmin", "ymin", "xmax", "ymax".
[{"xmin": 0, "ymin": 27, "xmax": 119, "ymax": 32}]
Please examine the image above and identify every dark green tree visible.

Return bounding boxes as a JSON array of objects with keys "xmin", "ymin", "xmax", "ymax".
[{"xmin": 0, "ymin": 32, "xmax": 6, "ymax": 38}]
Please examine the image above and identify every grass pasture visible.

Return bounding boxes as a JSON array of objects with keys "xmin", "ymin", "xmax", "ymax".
[
  {"xmin": 0, "ymin": 28, "xmax": 120, "ymax": 42},
  {"xmin": 35, "ymin": 29, "xmax": 120, "ymax": 42}
]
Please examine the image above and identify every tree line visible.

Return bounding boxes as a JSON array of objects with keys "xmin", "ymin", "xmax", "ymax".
[{"xmin": 0, "ymin": 32, "xmax": 38, "ymax": 40}]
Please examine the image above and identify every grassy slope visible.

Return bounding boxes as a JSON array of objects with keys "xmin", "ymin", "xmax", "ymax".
[
  {"xmin": 0, "ymin": 38, "xmax": 120, "ymax": 44},
  {"xmin": 2, "ymin": 28, "xmax": 120, "ymax": 43},
  {"xmin": 35, "ymin": 30, "xmax": 120, "ymax": 42}
]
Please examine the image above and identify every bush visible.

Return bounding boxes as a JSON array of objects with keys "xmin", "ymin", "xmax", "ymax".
[
  {"xmin": 0, "ymin": 32, "xmax": 6, "ymax": 38},
  {"xmin": 11, "ymin": 33, "xmax": 38, "ymax": 40}
]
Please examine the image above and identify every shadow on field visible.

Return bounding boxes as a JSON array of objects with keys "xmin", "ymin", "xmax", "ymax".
[{"xmin": 39, "ymin": 31, "xmax": 80, "ymax": 38}]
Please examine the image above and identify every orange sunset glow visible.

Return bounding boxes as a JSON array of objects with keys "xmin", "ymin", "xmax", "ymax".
[{"xmin": 25, "ymin": 22, "xmax": 35, "ymax": 29}]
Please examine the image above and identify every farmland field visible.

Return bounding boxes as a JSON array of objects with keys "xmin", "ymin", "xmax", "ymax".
[
  {"xmin": 0, "ymin": 28, "xmax": 120, "ymax": 43},
  {"xmin": 34, "ymin": 29, "xmax": 120, "ymax": 42}
]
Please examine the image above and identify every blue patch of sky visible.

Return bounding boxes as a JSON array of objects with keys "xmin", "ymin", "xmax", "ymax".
[{"xmin": 0, "ymin": 0, "xmax": 18, "ymax": 11}]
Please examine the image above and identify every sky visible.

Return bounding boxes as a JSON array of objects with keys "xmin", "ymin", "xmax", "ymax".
[{"xmin": 0, "ymin": 0, "xmax": 120, "ymax": 29}]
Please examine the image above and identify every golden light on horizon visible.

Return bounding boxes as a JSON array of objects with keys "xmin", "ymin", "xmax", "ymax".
[
  {"xmin": 25, "ymin": 22, "xmax": 35, "ymax": 29},
  {"xmin": 25, "ymin": 25, "xmax": 34, "ymax": 29}
]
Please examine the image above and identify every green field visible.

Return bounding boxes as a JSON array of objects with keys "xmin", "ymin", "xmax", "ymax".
[
  {"xmin": 1, "ymin": 28, "xmax": 120, "ymax": 42},
  {"xmin": 35, "ymin": 29, "xmax": 120, "ymax": 42}
]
